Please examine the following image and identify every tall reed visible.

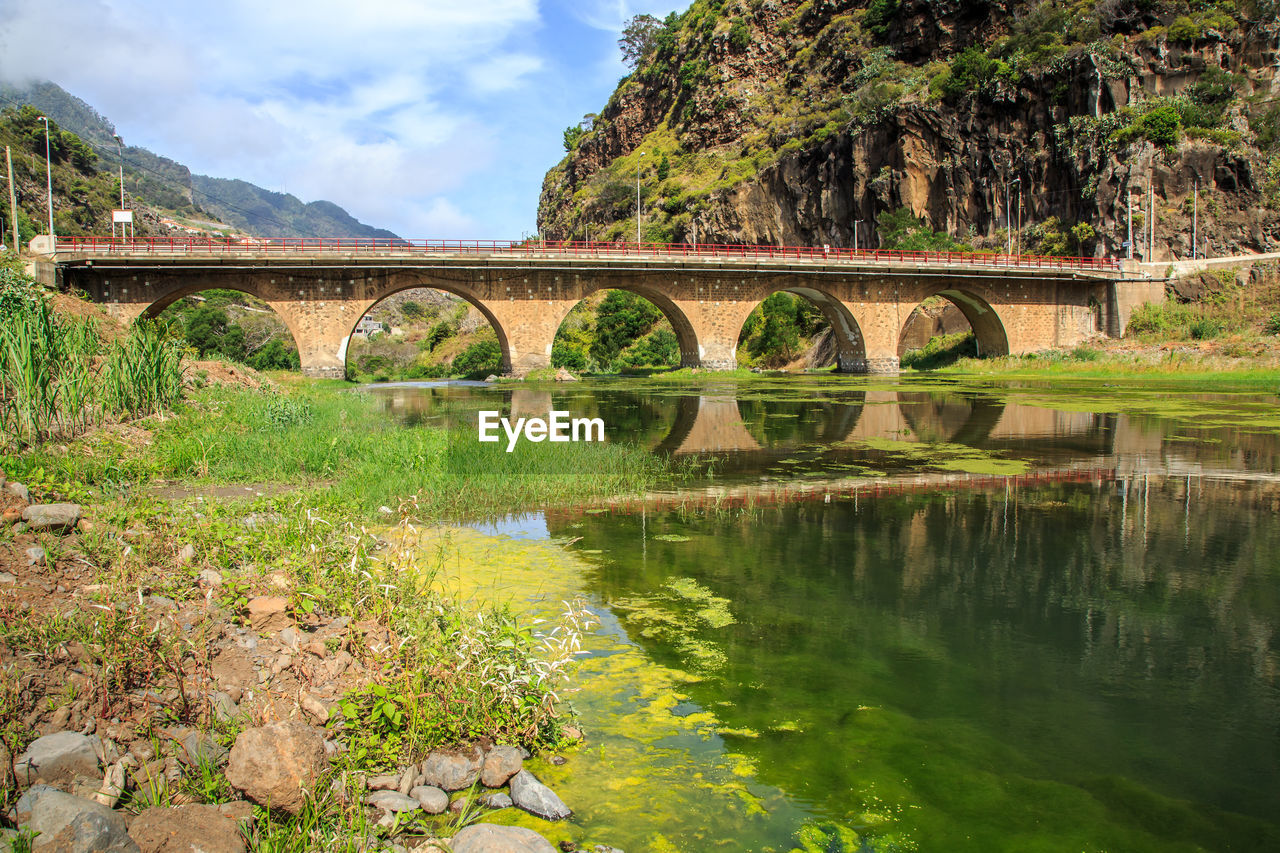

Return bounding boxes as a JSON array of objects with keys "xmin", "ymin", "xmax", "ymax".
[{"xmin": 0, "ymin": 270, "xmax": 185, "ymax": 449}]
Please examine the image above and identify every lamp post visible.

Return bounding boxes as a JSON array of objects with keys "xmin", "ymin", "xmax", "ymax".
[
  {"xmin": 853, "ymin": 219, "xmax": 863, "ymax": 252},
  {"xmin": 39, "ymin": 116, "xmax": 53, "ymax": 238},
  {"xmin": 636, "ymin": 151, "xmax": 646, "ymax": 246}
]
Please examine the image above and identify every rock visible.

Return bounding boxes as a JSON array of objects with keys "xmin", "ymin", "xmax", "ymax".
[
  {"xmin": 562, "ymin": 726, "xmax": 583, "ymax": 742},
  {"xmin": 129, "ymin": 803, "xmax": 247, "ymax": 853},
  {"xmin": 208, "ymin": 691, "xmax": 239, "ymax": 722},
  {"xmin": 366, "ymin": 773, "xmax": 401, "ymax": 791},
  {"xmin": 481, "ymin": 745, "xmax": 523, "ymax": 788},
  {"xmin": 224, "ymin": 721, "xmax": 326, "ymax": 815},
  {"xmin": 300, "ymin": 693, "xmax": 328, "ymax": 724},
  {"xmin": 246, "ymin": 597, "xmax": 291, "ymax": 632},
  {"xmin": 176, "ymin": 544, "xmax": 196, "ymax": 565},
  {"xmin": 2, "ymin": 507, "xmax": 22, "ymax": 524},
  {"xmin": 21, "ymin": 503, "xmax": 82, "ymax": 532},
  {"xmin": 410, "ymin": 785, "xmax": 449, "ymax": 814},
  {"xmin": 77, "ymin": 518, "xmax": 96, "ymax": 534},
  {"xmin": 6, "ymin": 481, "xmax": 30, "ymax": 502},
  {"xmin": 509, "ymin": 770, "xmax": 572, "ymax": 821},
  {"xmin": 91, "ymin": 762, "xmax": 126, "ymax": 808},
  {"xmin": 450, "ymin": 824, "xmax": 558, "ymax": 853},
  {"xmin": 479, "ymin": 792, "xmax": 513, "ymax": 809},
  {"xmin": 169, "ymin": 729, "xmax": 228, "ymax": 768},
  {"xmin": 12, "ymin": 521, "xmax": 27, "ymax": 535},
  {"xmin": 278, "ymin": 627, "xmax": 301, "ymax": 650},
  {"xmin": 420, "ymin": 745, "xmax": 484, "ymax": 792},
  {"xmin": 15, "ymin": 732, "xmax": 101, "ymax": 789},
  {"xmin": 14, "ymin": 785, "xmax": 139, "ymax": 852},
  {"xmin": 365, "ymin": 790, "xmax": 420, "ymax": 813},
  {"xmin": 484, "ymin": 375, "xmax": 498, "ymax": 382},
  {"xmin": 554, "ymin": 367, "xmax": 578, "ymax": 382},
  {"xmin": 197, "ymin": 569, "xmax": 223, "ymax": 588},
  {"xmin": 25, "ymin": 546, "xmax": 46, "ymax": 567},
  {"xmin": 398, "ymin": 764, "xmax": 417, "ymax": 796},
  {"xmin": 591, "ymin": 847, "xmax": 624, "ymax": 853},
  {"xmin": 0, "ymin": 573, "xmax": 14, "ymax": 584}
]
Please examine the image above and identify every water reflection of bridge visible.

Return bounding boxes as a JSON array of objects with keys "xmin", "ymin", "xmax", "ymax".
[{"xmin": 649, "ymin": 388, "xmax": 1116, "ymax": 457}]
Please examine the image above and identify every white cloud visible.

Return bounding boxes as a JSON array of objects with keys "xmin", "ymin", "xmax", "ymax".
[{"xmin": 0, "ymin": 0, "xmax": 552, "ymax": 237}]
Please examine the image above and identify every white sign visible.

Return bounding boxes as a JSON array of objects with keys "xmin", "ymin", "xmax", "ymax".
[{"xmin": 112, "ymin": 209, "xmax": 133, "ymax": 224}]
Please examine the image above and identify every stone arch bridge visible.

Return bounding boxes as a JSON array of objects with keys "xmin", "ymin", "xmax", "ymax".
[{"xmin": 34, "ymin": 238, "xmax": 1161, "ymax": 378}]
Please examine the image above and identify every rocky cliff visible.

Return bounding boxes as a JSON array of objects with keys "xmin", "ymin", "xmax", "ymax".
[{"xmin": 538, "ymin": 0, "xmax": 1280, "ymax": 261}]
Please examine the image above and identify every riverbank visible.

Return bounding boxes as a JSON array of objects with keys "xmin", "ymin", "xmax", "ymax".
[{"xmin": 0, "ymin": 374, "xmax": 658, "ymax": 850}]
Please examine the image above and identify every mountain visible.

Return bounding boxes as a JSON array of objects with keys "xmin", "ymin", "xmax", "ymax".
[
  {"xmin": 538, "ymin": 0, "xmax": 1280, "ymax": 260},
  {"xmin": 0, "ymin": 80, "xmax": 397, "ymax": 240}
]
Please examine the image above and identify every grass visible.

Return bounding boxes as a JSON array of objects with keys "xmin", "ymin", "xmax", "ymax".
[{"xmin": 2, "ymin": 382, "xmax": 680, "ymax": 521}]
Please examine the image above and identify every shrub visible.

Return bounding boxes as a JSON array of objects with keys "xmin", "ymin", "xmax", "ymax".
[
  {"xmin": 1139, "ymin": 105, "xmax": 1181, "ymax": 146},
  {"xmin": 863, "ymin": 0, "xmax": 899, "ymax": 39},
  {"xmin": 728, "ymin": 18, "xmax": 751, "ymax": 51},
  {"xmin": 901, "ymin": 332, "xmax": 977, "ymax": 370},
  {"xmin": 450, "ymin": 339, "xmax": 503, "ymax": 377},
  {"xmin": 1188, "ymin": 317, "xmax": 1225, "ymax": 340}
]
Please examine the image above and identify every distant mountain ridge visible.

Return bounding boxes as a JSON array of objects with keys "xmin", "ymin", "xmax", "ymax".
[{"xmin": 0, "ymin": 80, "xmax": 398, "ymax": 240}]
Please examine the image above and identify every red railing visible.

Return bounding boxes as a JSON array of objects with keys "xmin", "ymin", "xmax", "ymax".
[{"xmin": 52, "ymin": 236, "xmax": 1122, "ymax": 271}]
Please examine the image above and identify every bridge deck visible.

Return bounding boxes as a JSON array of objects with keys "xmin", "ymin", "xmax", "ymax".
[{"xmin": 45, "ymin": 237, "xmax": 1125, "ymax": 279}]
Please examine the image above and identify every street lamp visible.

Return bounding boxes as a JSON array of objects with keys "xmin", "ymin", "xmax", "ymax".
[
  {"xmin": 853, "ymin": 219, "xmax": 863, "ymax": 252},
  {"xmin": 38, "ymin": 116, "xmax": 53, "ymax": 238},
  {"xmin": 636, "ymin": 151, "xmax": 646, "ymax": 246}
]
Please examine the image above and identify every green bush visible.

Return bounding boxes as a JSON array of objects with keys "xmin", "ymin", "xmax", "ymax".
[
  {"xmin": 451, "ymin": 339, "xmax": 503, "ymax": 377},
  {"xmin": 1139, "ymin": 105, "xmax": 1181, "ymax": 146},
  {"xmin": 863, "ymin": 0, "xmax": 899, "ymax": 39},
  {"xmin": 728, "ymin": 18, "xmax": 751, "ymax": 51},
  {"xmin": 1189, "ymin": 317, "xmax": 1225, "ymax": 340},
  {"xmin": 941, "ymin": 47, "xmax": 1009, "ymax": 98},
  {"xmin": 1264, "ymin": 313, "xmax": 1280, "ymax": 335}
]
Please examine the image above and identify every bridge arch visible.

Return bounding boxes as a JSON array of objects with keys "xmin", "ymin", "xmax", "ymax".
[
  {"xmin": 141, "ymin": 282, "xmax": 306, "ymax": 367},
  {"xmin": 344, "ymin": 278, "xmax": 513, "ymax": 377},
  {"xmin": 736, "ymin": 284, "xmax": 868, "ymax": 372},
  {"xmin": 553, "ymin": 283, "xmax": 701, "ymax": 372},
  {"xmin": 897, "ymin": 285, "xmax": 1010, "ymax": 360}
]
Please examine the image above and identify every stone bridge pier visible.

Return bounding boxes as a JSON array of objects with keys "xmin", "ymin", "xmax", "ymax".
[{"xmin": 43, "ymin": 250, "xmax": 1156, "ymax": 378}]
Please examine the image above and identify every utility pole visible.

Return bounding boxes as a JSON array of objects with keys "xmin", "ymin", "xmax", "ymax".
[
  {"xmin": 39, "ymin": 116, "xmax": 54, "ymax": 238},
  {"xmin": 1126, "ymin": 188, "xmax": 1133, "ymax": 260},
  {"xmin": 1017, "ymin": 181, "xmax": 1024, "ymax": 255},
  {"xmin": 5, "ymin": 146, "xmax": 17, "ymax": 251},
  {"xmin": 635, "ymin": 151, "xmax": 646, "ymax": 246},
  {"xmin": 1006, "ymin": 178, "xmax": 1019, "ymax": 255},
  {"xmin": 853, "ymin": 219, "xmax": 863, "ymax": 252},
  {"xmin": 1192, "ymin": 176, "xmax": 1198, "ymax": 261}
]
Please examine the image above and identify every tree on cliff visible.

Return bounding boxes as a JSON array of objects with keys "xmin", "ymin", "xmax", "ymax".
[{"xmin": 619, "ymin": 15, "xmax": 662, "ymax": 70}]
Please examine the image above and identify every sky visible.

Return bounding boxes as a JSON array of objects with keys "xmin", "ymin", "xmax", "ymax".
[{"xmin": 0, "ymin": 0, "xmax": 683, "ymax": 238}]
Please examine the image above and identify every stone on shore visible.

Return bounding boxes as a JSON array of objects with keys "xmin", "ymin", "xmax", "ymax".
[
  {"xmin": 224, "ymin": 721, "xmax": 325, "ymax": 815},
  {"xmin": 420, "ymin": 744, "xmax": 484, "ymax": 791},
  {"xmin": 449, "ymin": 824, "xmax": 557, "ymax": 853},
  {"xmin": 411, "ymin": 785, "xmax": 449, "ymax": 814},
  {"xmin": 508, "ymin": 769, "xmax": 572, "ymax": 820},
  {"xmin": 129, "ymin": 803, "xmax": 247, "ymax": 853},
  {"xmin": 15, "ymin": 731, "xmax": 101, "ymax": 789},
  {"xmin": 14, "ymin": 785, "xmax": 139, "ymax": 853},
  {"xmin": 366, "ymin": 790, "xmax": 420, "ymax": 813},
  {"xmin": 21, "ymin": 503, "xmax": 82, "ymax": 532},
  {"xmin": 245, "ymin": 597, "xmax": 291, "ymax": 631},
  {"xmin": 480, "ymin": 744, "xmax": 523, "ymax": 787}
]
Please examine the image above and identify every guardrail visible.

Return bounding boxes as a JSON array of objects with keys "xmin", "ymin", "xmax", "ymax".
[{"xmin": 53, "ymin": 236, "xmax": 1122, "ymax": 271}]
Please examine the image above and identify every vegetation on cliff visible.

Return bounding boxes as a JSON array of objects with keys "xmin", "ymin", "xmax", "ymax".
[{"xmin": 539, "ymin": 0, "xmax": 1279, "ymax": 259}]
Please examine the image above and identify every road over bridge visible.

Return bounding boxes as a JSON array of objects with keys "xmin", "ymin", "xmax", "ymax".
[{"xmin": 32, "ymin": 236, "xmax": 1161, "ymax": 378}]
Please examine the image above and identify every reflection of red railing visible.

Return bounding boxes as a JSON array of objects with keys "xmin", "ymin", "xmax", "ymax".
[{"xmin": 52, "ymin": 236, "xmax": 1122, "ymax": 271}]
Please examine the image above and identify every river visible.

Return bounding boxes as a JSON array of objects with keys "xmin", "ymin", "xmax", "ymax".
[{"xmin": 369, "ymin": 376, "xmax": 1280, "ymax": 852}]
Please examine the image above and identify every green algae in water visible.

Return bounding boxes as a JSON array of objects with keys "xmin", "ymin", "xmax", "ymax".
[{"xmin": 652, "ymin": 533, "xmax": 692, "ymax": 542}]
